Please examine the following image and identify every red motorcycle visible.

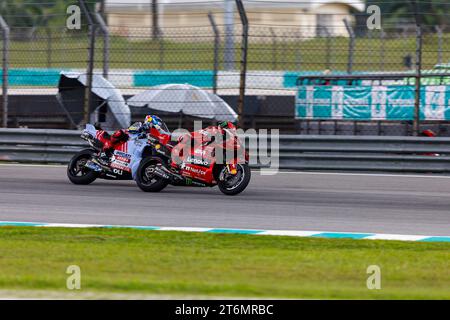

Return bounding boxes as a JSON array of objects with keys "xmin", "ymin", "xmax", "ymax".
[{"xmin": 135, "ymin": 121, "xmax": 251, "ymax": 196}]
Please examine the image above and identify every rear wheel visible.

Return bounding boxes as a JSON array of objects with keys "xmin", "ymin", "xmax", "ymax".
[
  {"xmin": 67, "ymin": 149, "xmax": 98, "ymax": 185},
  {"xmin": 136, "ymin": 157, "xmax": 169, "ymax": 192},
  {"xmin": 218, "ymin": 164, "xmax": 251, "ymax": 196}
]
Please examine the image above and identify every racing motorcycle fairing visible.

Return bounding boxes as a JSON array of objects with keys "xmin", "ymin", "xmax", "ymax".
[
  {"xmin": 168, "ymin": 125, "xmax": 248, "ymax": 186},
  {"xmin": 70, "ymin": 120, "xmax": 251, "ymax": 195},
  {"xmin": 81, "ymin": 124, "xmax": 150, "ymax": 180},
  {"xmin": 79, "ymin": 120, "xmax": 248, "ymax": 186}
]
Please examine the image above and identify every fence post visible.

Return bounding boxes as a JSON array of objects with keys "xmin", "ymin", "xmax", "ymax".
[
  {"xmin": 413, "ymin": 25, "xmax": 423, "ymax": 136},
  {"xmin": 78, "ymin": 0, "xmax": 96, "ymax": 126},
  {"xmin": 158, "ymin": 31, "xmax": 164, "ymax": 70},
  {"xmin": 410, "ymin": 0, "xmax": 423, "ymax": 136},
  {"xmin": 208, "ymin": 12, "xmax": 220, "ymax": 94},
  {"xmin": 270, "ymin": 28, "xmax": 277, "ymax": 70},
  {"xmin": 46, "ymin": 27, "xmax": 52, "ymax": 68},
  {"xmin": 435, "ymin": 26, "xmax": 443, "ymax": 65},
  {"xmin": 0, "ymin": 16, "xmax": 9, "ymax": 128},
  {"xmin": 324, "ymin": 28, "xmax": 331, "ymax": 70},
  {"xmin": 95, "ymin": 12, "xmax": 109, "ymax": 79},
  {"xmin": 295, "ymin": 30, "xmax": 302, "ymax": 70},
  {"xmin": 151, "ymin": 0, "xmax": 160, "ymax": 40},
  {"xmin": 235, "ymin": 0, "xmax": 248, "ymax": 129},
  {"xmin": 380, "ymin": 29, "xmax": 385, "ymax": 71},
  {"xmin": 98, "ymin": 0, "xmax": 106, "ymax": 19},
  {"xmin": 343, "ymin": 19, "xmax": 354, "ymax": 74}
]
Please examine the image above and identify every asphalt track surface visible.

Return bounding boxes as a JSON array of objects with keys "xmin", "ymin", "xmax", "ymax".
[{"xmin": 0, "ymin": 164, "xmax": 449, "ymax": 236}]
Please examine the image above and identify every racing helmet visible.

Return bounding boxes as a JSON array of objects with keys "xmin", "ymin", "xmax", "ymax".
[
  {"xmin": 145, "ymin": 115, "xmax": 161, "ymax": 126},
  {"xmin": 144, "ymin": 115, "xmax": 161, "ymax": 129},
  {"xmin": 421, "ymin": 129, "xmax": 436, "ymax": 137},
  {"xmin": 144, "ymin": 115, "xmax": 170, "ymax": 133}
]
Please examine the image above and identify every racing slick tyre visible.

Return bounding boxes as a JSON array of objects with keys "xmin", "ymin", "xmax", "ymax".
[
  {"xmin": 218, "ymin": 164, "xmax": 251, "ymax": 196},
  {"xmin": 67, "ymin": 149, "xmax": 98, "ymax": 185},
  {"xmin": 136, "ymin": 156, "xmax": 169, "ymax": 192}
]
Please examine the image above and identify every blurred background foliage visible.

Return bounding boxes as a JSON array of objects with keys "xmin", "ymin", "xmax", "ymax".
[
  {"xmin": 0, "ymin": 0, "xmax": 96, "ymax": 27},
  {"xmin": 366, "ymin": 0, "xmax": 450, "ymax": 27}
]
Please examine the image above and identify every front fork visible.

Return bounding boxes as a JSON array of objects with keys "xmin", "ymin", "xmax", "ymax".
[
  {"xmin": 219, "ymin": 163, "xmax": 238, "ymax": 182},
  {"xmin": 227, "ymin": 163, "xmax": 238, "ymax": 175}
]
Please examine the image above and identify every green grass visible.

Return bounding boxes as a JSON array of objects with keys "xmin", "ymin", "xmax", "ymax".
[
  {"xmin": 9, "ymin": 32, "xmax": 450, "ymax": 71},
  {"xmin": 0, "ymin": 227, "xmax": 449, "ymax": 299}
]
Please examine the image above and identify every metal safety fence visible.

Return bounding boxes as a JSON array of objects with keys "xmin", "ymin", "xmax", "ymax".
[
  {"xmin": 0, "ymin": 0, "xmax": 450, "ymax": 135},
  {"xmin": 1, "ymin": 128, "xmax": 450, "ymax": 173}
]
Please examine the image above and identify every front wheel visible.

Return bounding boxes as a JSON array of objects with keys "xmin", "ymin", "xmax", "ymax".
[
  {"xmin": 135, "ymin": 157, "xmax": 169, "ymax": 192},
  {"xmin": 218, "ymin": 164, "xmax": 251, "ymax": 196},
  {"xmin": 67, "ymin": 149, "xmax": 98, "ymax": 185}
]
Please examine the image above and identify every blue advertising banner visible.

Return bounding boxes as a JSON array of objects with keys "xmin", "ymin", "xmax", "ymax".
[{"xmin": 295, "ymin": 85, "xmax": 450, "ymax": 121}]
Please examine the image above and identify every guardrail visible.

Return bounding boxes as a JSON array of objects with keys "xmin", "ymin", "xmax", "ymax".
[
  {"xmin": 0, "ymin": 128, "xmax": 84, "ymax": 163},
  {"xmin": 276, "ymin": 135, "xmax": 450, "ymax": 172},
  {"xmin": 1, "ymin": 128, "xmax": 450, "ymax": 173}
]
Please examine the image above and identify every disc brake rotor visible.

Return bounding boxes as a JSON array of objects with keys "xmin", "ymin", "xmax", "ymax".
[{"xmin": 222, "ymin": 166, "xmax": 244, "ymax": 189}]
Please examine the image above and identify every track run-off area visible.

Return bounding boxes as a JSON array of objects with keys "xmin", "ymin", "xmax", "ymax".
[{"xmin": 0, "ymin": 164, "xmax": 449, "ymax": 237}]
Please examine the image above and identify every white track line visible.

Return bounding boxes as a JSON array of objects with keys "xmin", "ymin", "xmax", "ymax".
[
  {"xmin": 0, "ymin": 221, "xmax": 449, "ymax": 242},
  {"xmin": 258, "ymin": 170, "xmax": 450, "ymax": 179}
]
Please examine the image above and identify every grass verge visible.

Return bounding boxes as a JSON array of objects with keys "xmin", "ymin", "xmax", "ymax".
[
  {"xmin": 10, "ymin": 34, "xmax": 449, "ymax": 71},
  {"xmin": 0, "ymin": 227, "xmax": 449, "ymax": 299}
]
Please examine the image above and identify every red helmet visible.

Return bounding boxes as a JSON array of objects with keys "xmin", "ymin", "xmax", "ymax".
[{"xmin": 421, "ymin": 129, "xmax": 436, "ymax": 137}]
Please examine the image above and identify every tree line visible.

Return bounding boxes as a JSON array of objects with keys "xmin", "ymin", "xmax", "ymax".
[
  {"xmin": 366, "ymin": 0, "xmax": 449, "ymax": 27},
  {"xmin": 0, "ymin": 0, "xmax": 95, "ymax": 27}
]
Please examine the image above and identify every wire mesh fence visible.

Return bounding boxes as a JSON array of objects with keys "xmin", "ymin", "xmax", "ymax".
[{"xmin": 0, "ymin": 0, "xmax": 450, "ymax": 135}]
